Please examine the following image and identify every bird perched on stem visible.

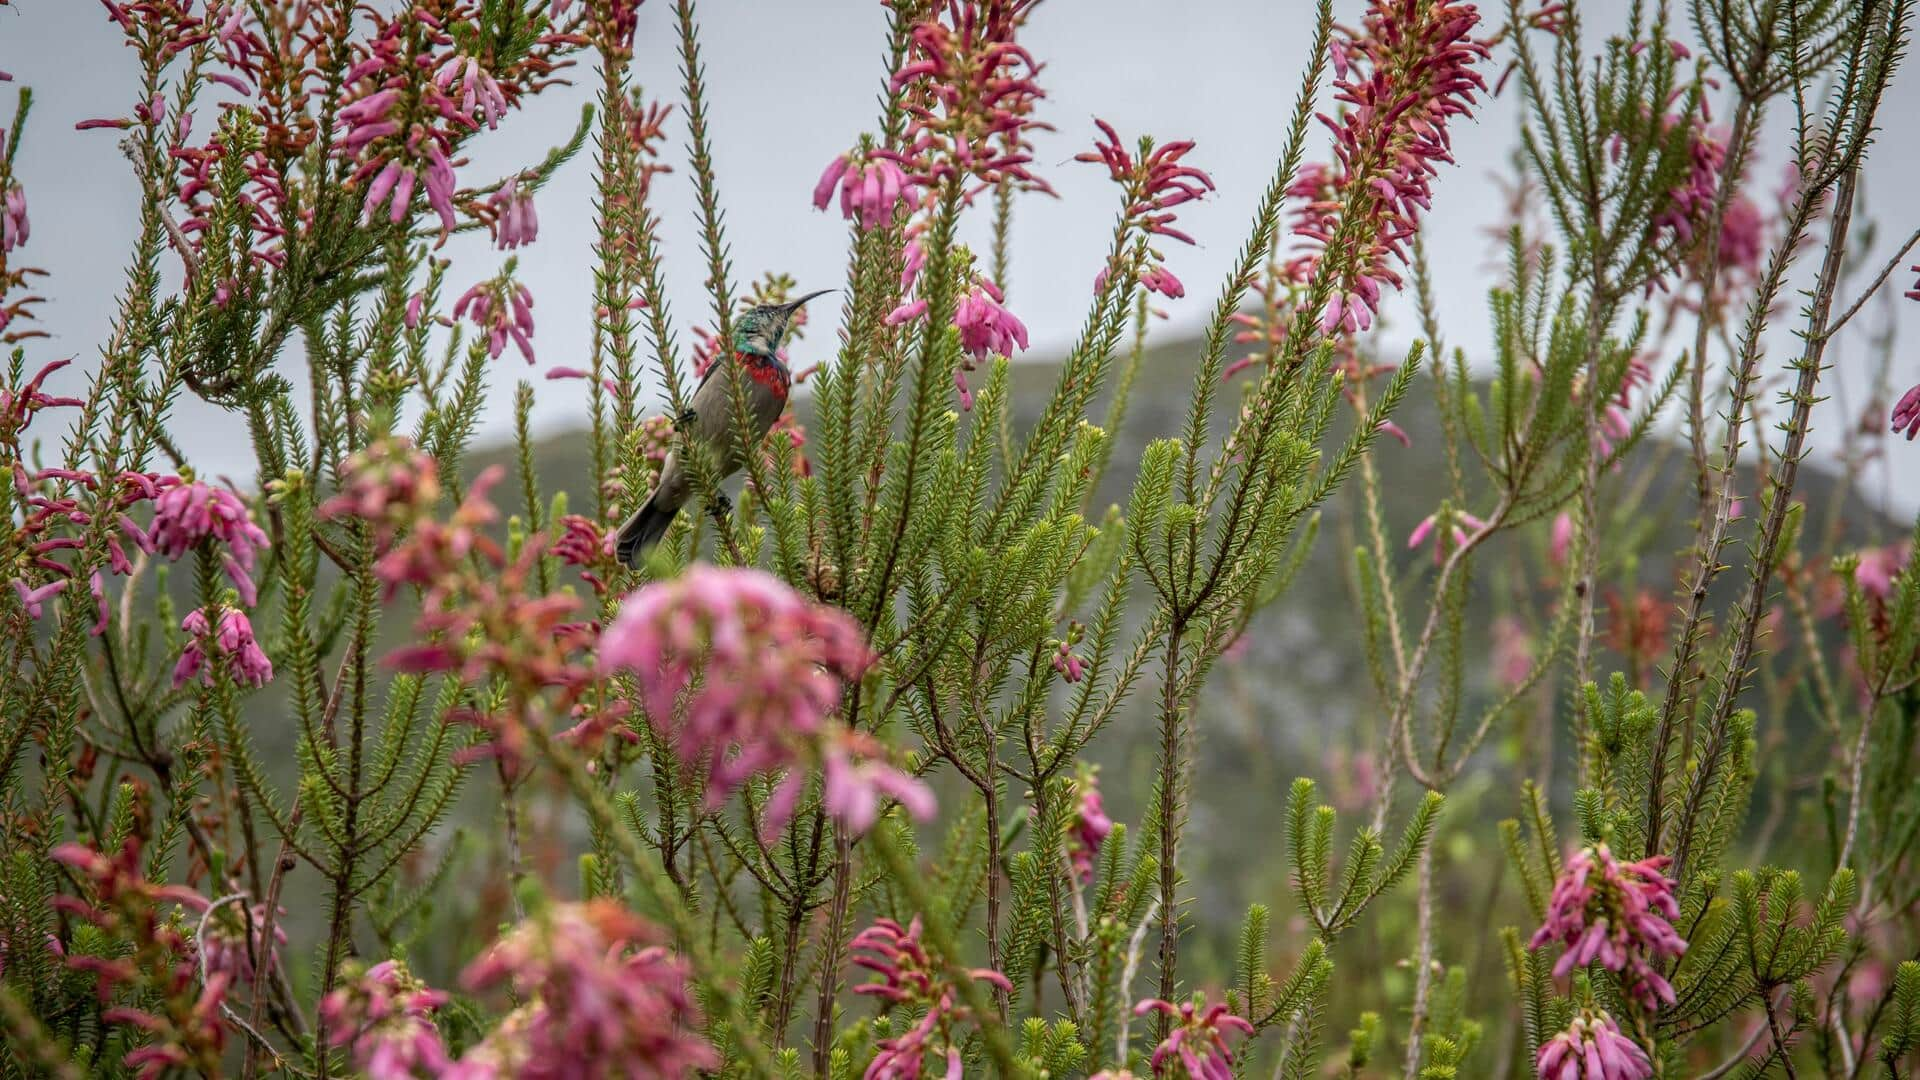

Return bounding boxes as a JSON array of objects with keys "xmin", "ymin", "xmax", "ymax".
[{"xmin": 615, "ymin": 290, "xmax": 832, "ymax": 566}]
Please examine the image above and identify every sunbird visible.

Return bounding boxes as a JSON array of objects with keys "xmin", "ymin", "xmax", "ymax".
[{"xmin": 615, "ymin": 290, "xmax": 833, "ymax": 567}]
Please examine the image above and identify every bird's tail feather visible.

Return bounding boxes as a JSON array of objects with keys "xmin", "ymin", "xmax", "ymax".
[{"xmin": 615, "ymin": 494, "xmax": 678, "ymax": 568}]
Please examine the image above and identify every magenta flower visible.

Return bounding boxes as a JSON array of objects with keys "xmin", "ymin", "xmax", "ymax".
[
  {"xmin": 1, "ymin": 177, "xmax": 26, "ymax": 253},
  {"xmin": 952, "ymin": 277, "xmax": 1027, "ymax": 408},
  {"xmin": 889, "ymin": 1, "xmax": 1052, "ymax": 195},
  {"xmin": 1551, "ymin": 511, "xmax": 1575, "ymax": 567},
  {"xmin": 600, "ymin": 565, "xmax": 875, "ymax": 832},
  {"xmin": 320, "ymin": 960, "xmax": 453, "ymax": 1080},
  {"xmin": 454, "ymin": 279, "xmax": 537, "ymax": 364},
  {"xmin": 13, "ymin": 577, "xmax": 68, "ymax": 619},
  {"xmin": 1891, "ymin": 380, "xmax": 1920, "ymax": 441},
  {"xmin": 200, "ymin": 899, "xmax": 288, "ymax": 986},
  {"xmin": 815, "ymin": 150, "xmax": 919, "ymax": 230},
  {"xmin": 173, "ymin": 606, "xmax": 274, "ymax": 689},
  {"xmin": 318, "ymin": 437, "xmax": 443, "ymax": 544},
  {"xmin": 1528, "ymin": 844, "xmax": 1687, "ymax": 1010},
  {"xmin": 1651, "ymin": 115, "xmax": 1725, "ymax": 250},
  {"xmin": 1134, "ymin": 994, "xmax": 1255, "ymax": 1080},
  {"xmin": 850, "ymin": 915, "xmax": 1011, "ymax": 1079},
  {"xmin": 1285, "ymin": 0, "xmax": 1488, "ymax": 336},
  {"xmin": 434, "ymin": 54, "xmax": 510, "ymax": 131},
  {"xmin": 146, "ymin": 480, "xmax": 271, "ymax": 605},
  {"xmin": 490, "ymin": 179, "xmax": 539, "ymax": 250},
  {"xmin": 1066, "ymin": 767, "xmax": 1113, "ymax": 884},
  {"xmin": 1536, "ymin": 1007, "xmax": 1653, "ymax": 1080},
  {"xmin": 459, "ymin": 901, "xmax": 718, "ymax": 1078}
]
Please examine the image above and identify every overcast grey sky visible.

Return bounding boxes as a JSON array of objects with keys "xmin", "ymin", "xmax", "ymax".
[{"xmin": 4, "ymin": 0, "xmax": 1916, "ymax": 512}]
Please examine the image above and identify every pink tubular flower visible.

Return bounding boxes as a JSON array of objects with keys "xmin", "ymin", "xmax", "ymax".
[
  {"xmin": 173, "ymin": 606, "xmax": 274, "ymax": 689},
  {"xmin": 489, "ymin": 179, "xmax": 539, "ymax": 250},
  {"xmin": 850, "ymin": 915, "xmax": 1010, "ymax": 1079},
  {"xmin": 453, "ymin": 279, "xmax": 537, "ymax": 364},
  {"xmin": 1492, "ymin": 615, "xmax": 1535, "ymax": 689},
  {"xmin": 1286, "ymin": 0, "xmax": 1487, "ymax": 336},
  {"xmin": 13, "ymin": 577, "xmax": 68, "ymax": 618},
  {"xmin": 1066, "ymin": 767, "xmax": 1113, "ymax": 884},
  {"xmin": 1890, "ymin": 380, "xmax": 1920, "ymax": 441},
  {"xmin": 1134, "ymin": 994, "xmax": 1255, "ymax": 1079},
  {"xmin": 459, "ymin": 901, "xmax": 718, "ymax": 1078},
  {"xmin": 1854, "ymin": 543, "xmax": 1910, "ymax": 600},
  {"xmin": 1079, "ymin": 119, "xmax": 1213, "ymax": 301},
  {"xmin": 1715, "ymin": 195, "xmax": 1764, "ymax": 276},
  {"xmin": 888, "ymin": 0, "xmax": 1051, "ymax": 196},
  {"xmin": 815, "ymin": 150, "xmax": 919, "ymax": 230},
  {"xmin": 600, "ymin": 565, "xmax": 876, "ymax": 834},
  {"xmin": 1, "ymin": 176, "xmax": 26, "ymax": 253},
  {"xmin": 146, "ymin": 479, "xmax": 271, "ymax": 605},
  {"xmin": 949, "ymin": 276, "xmax": 1027, "ymax": 409},
  {"xmin": 1528, "ymin": 844, "xmax": 1688, "ymax": 1010},
  {"xmin": 1536, "ymin": 1007, "xmax": 1653, "ymax": 1080},
  {"xmin": 320, "ymin": 960, "xmax": 452, "ymax": 1080}
]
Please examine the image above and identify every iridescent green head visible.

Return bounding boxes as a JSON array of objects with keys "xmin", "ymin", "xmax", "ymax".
[{"xmin": 731, "ymin": 289, "xmax": 834, "ymax": 359}]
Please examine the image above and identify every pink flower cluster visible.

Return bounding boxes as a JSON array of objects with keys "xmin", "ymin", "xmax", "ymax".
[
  {"xmin": 140, "ymin": 478, "xmax": 272, "ymax": 606},
  {"xmin": 815, "ymin": 151, "xmax": 919, "ymax": 230},
  {"xmin": 887, "ymin": 265, "xmax": 1028, "ymax": 409},
  {"xmin": 851, "ymin": 915, "xmax": 1011, "ymax": 1079},
  {"xmin": 1649, "ymin": 113, "xmax": 1725, "ymax": 250},
  {"xmin": 489, "ymin": 179, "xmax": 540, "ymax": 250},
  {"xmin": 320, "ymin": 960, "xmax": 452, "ymax": 1080},
  {"xmin": 459, "ymin": 901, "xmax": 718, "ymax": 1079},
  {"xmin": 888, "ymin": 0, "xmax": 1052, "ymax": 196},
  {"xmin": 454, "ymin": 277, "xmax": 537, "ymax": 364},
  {"xmin": 1134, "ymin": 993, "xmax": 1255, "ymax": 1080},
  {"xmin": 1535, "ymin": 1007, "xmax": 1653, "ymax": 1080},
  {"xmin": 48, "ymin": 838, "xmax": 228, "ymax": 1078},
  {"xmin": 1891, "ymin": 379, "xmax": 1919, "ymax": 441},
  {"xmin": 1287, "ymin": 0, "xmax": 1488, "ymax": 334},
  {"xmin": 1051, "ymin": 620, "xmax": 1088, "ymax": 683},
  {"xmin": 1065, "ymin": 767, "xmax": 1113, "ymax": 884},
  {"xmin": 316, "ymin": 436, "xmax": 442, "ymax": 545},
  {"xmin": 1079, "ymin": 119, "xmax": 1215, "ymax": 299},
  {"xmin": 1528, "ymin": 844, "xmax": 1688, "ymax": 1010},
  {"xmin": 173, "ymin": 605, "xmax": 274, "ymax": 689},
  {"xmin": 601, "ymin": 566, "xmax": 932, "ymax": 836}
]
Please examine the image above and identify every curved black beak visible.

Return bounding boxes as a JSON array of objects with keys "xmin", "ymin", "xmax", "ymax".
[{"xmin": 781, "ymin": 289, "xmax": 836, "ymax": 313}]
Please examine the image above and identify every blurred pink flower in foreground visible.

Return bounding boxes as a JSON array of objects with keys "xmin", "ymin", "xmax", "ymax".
[
  {"xmin": 1536, "ymin": 1006, "xmax": 1652, "ymax": 1080},
  {"xmin": 1528, "ymin": 844, "xmax": 1687, "ymax": 1010},
  {"xmin": 459, "ymin": 900, "xmax": 717, "ymax": 1079},
  {"xmin": 173, "ymin": 606, "xmax": 274, "ymax": 689},
  {"xmin": 1134, "ymin": 993, "xmax": 1254, "ymax": 1079},
  {"xmin": 602, "ymin": 565, "xmax": 919, "ymax": 836},
  {"xmin": 320, "ymin": 960, "xmax": 452, "ymax": 1080}
]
